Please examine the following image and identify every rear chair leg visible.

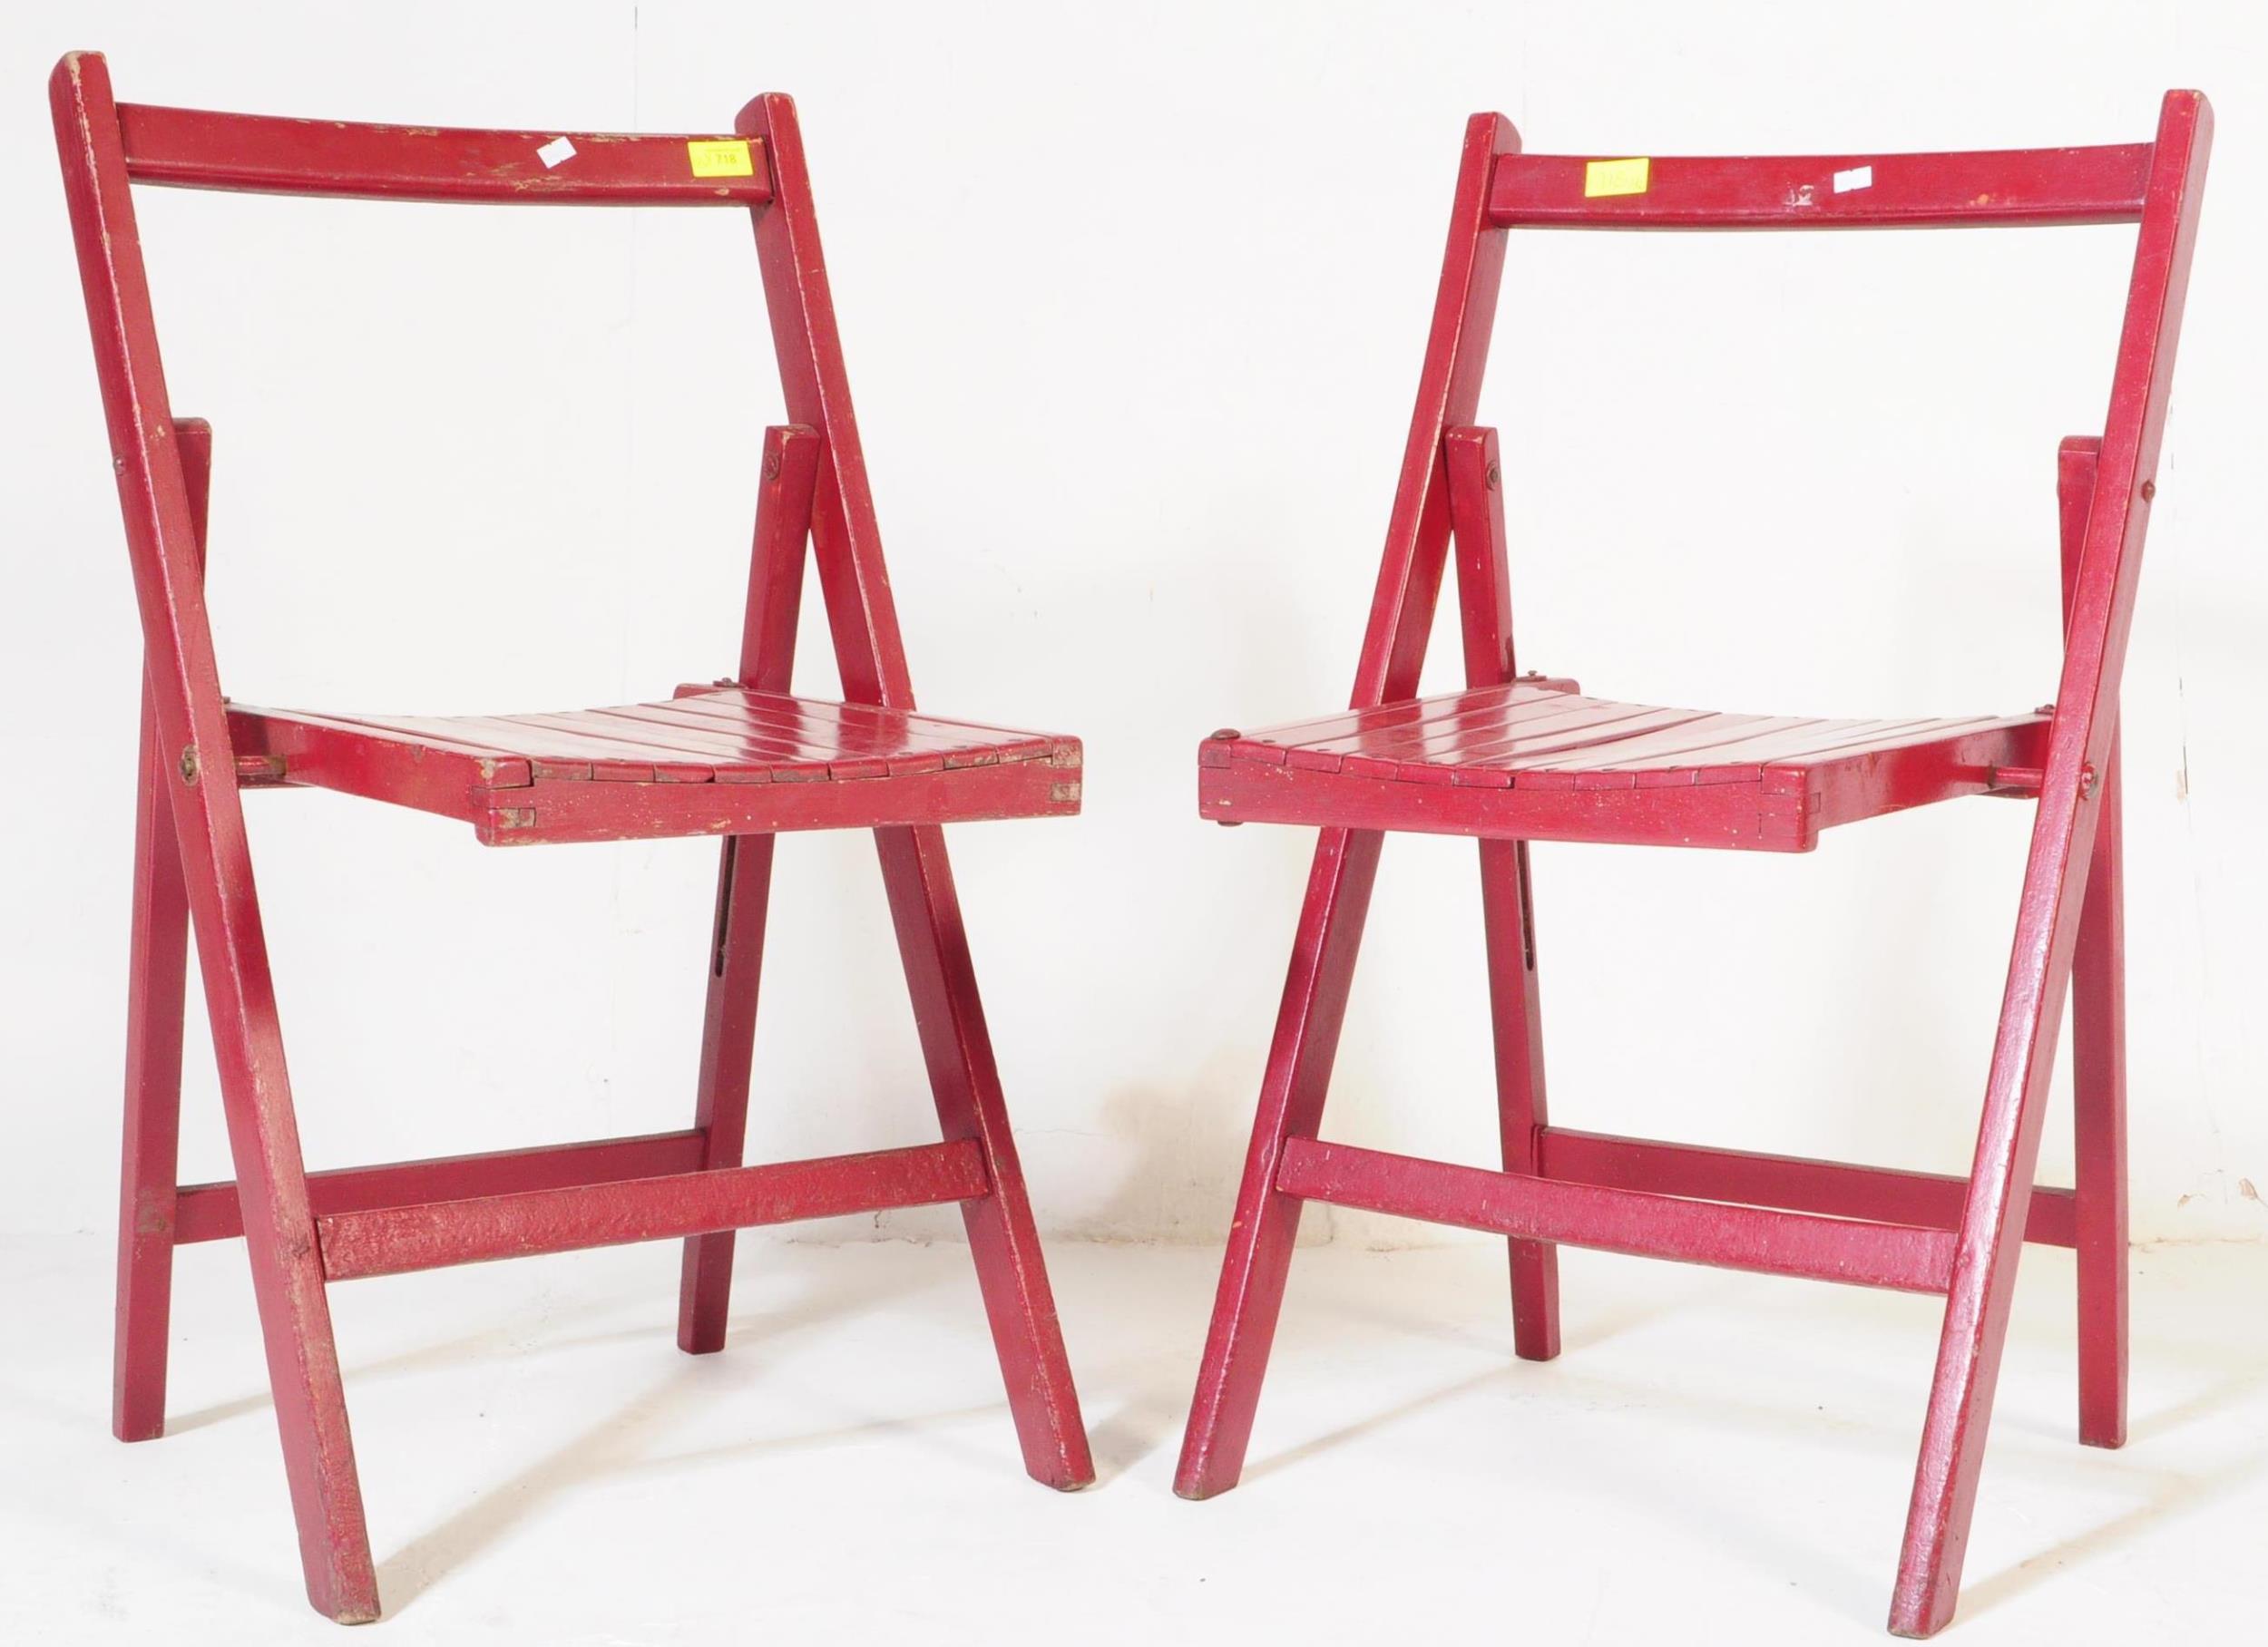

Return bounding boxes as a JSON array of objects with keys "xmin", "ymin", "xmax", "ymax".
[
  {"xmin": 113, "ymin": 417, "xmax": 213, "ymax": 1444},
  {"xmin": 875, "ymin": 824, "xmax": 1093, "ymax": 1489},
  {"xmin": 1481, "ymin": 838, "xmax": 1559, "ymax": 1360},
  {"xmin": 114, "ymin": 675, "xmax": 191, "ymax": 1442},
  {"xmin": 1177, "ymin": 827, "xmax": 1384, "ymax": 1498},
  {"xmin": 678, "ymin": 833, "xmax": 781, "ymax": 1353},
  {"xmin": 2058, "ymin": 435, "xmax": 2127, "ymax": 1450},
  {"xmin": 2071, "ymin": 737, "xmax": 2126, "ymax": 1446}
]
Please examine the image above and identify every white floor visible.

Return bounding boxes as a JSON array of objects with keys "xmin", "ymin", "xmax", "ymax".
[{"xmin": 1, "ymin": 1233, "xmax": 2261, "ymax": 1644}]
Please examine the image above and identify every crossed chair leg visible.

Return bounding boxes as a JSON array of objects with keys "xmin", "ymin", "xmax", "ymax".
[
  {"xmin": 110, "ymin": 429, "xmax": 1089, "ymax": 1623},
  {"xmin": 1174, "ymin": 447, "xmax": 2130, "ymax": 1637}
]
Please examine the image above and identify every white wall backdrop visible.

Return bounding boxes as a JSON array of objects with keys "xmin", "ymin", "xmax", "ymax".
[{"xmin": 4, "ymin": 1, "xmax": 2262, "ymax": 1249}]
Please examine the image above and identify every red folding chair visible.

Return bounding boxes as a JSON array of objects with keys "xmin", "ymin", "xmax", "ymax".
[
  {"xmin": 53, "ymin": 52, "xmax": 1091, "ymax": 1623},
  {"xmin": 1176, "ymin": 96, "xmax": 2209, "ymax": 1635}
]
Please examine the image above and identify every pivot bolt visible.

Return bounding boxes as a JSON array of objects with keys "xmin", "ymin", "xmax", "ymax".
[
  {"xmin": 2078, "ymin": 764, "xmax": 2098, "ymax": 800},
  {"xmin": 178, "ymin": 746, "xmax": 200, "ymax": 786}
]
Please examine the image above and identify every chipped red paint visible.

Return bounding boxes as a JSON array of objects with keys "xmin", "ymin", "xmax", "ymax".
[
  {"xmin": 54, "ymin": 52, "xmax": 1090, "ymax": 1623},
  {"xmin": 1177, "ymin": 96, "xmax": 2209, "ymax": 1640}
]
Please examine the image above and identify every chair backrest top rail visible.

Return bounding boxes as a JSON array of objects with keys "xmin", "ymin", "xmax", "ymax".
[
  {"xmin": 1490, "ymin": 141, "xmax": 2153, "ymax": 229},
  {"xmin": 117, "ymin": 99, "xmax": 773, "ymax": 205}
]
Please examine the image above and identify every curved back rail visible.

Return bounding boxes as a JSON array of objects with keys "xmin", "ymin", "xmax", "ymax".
[
  {"xmin": 1488, "ymin": 142, "xmax": 2152, "ymax": 229},
  {"xmin": 115, "ymin": 102, "xmax": 773, "ymax": 205}
]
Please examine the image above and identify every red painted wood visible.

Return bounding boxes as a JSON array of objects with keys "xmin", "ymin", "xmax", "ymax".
[
  {"xmin": 117, "ymin": 102, "xmax": 772, "ymax": 205},
  {"xmin": 1200, "ymin": 696, "xmax": 2046, "ymax": 849},
  {"xmin": 1186, "ymin": 92, "xmax": 2210, "ymax": 1639},
  {"xmin": 228, "ymin": 693, "xmax": 1080, "ymax": 844},
  {"xmin": 56, "ymin": 53, "xmax": 1092, "ymax": 1615},
  {"xmin": 112, "ymin": 417, "xmax": 207, "ymax": 1445},
  {"xmin": 1537, "ymin": 1129, "xmax": 2078, "ymax": 1249},
  {"xmin": 318, "ymin": 1142, "xmax": 989, "ymax": 1281},
  {"xmin": 1490, "ymin": 143, "xmax": 2151, "ymax": 230},
  {"xmin": 1175, "ymin": 827, "xmax": 1387, "ymax": 1499},
  {"xmin": 1446, "ymin": 426, "xmax": 1559, "ymax": 1360},
  {"xmin": 54, "ymin": 51, "xmax": 378, "ymax": 1621},
  {"xmin": 1178, "ymin": 113, "xmax": 1520, "ymax": 1504},
  {"xmin": 1225, "ymin": 678, "xmax": 1579, "ymax": 760},
  {"xmin": 678, "ymin": 422, "xmax": 818, "ymax": 1353},
  {"xmin": 1277, "ymin": 1139, "xmax": 1955, "ymax": 1294},
  {"xmin": 174, "ymin": 1130, "xmax": 708, "ymax": 1245},
  {"xmin": 1892, "ymin": 93, "xmax": 2209, "ymax": 1638},
  {"xmin": 1178, "ymin": 113, "xmax": 1526, "ymax": 1503},
  {"xmin": 741, "ymin": 91, "xmax": 1093, "ymax": 1492},
  {"xmin": 2060, "ymin": 437, "xmax": 2128, "ymax": 1450}
]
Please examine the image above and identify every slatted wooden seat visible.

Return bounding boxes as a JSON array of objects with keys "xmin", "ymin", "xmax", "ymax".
[
  {"xmin": 231, "ymin": 687, "xmax": 1080, "ymax": 845},
  {"xmin": 1176, "ymin": 95, "xmax": 2211, "ymax": 1640},
  {"xmin": 54, "ymin": 51, "xmax": 1092, "ymax": 1624},
  {"xmin": 1200, "ymin": 680, "xmax": 2046, "ymax": 851}
]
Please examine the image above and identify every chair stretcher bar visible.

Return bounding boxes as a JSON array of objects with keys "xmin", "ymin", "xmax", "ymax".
[
  {"xmin": 173, "ymin": 1128, "xmax": 710, "ymax": 1244},
  {"xmin": 318, "ymin": 1140, "xmax": 991, "ymax": 1281},
  {"xmin": 1537, "ymin": 1126, "xmax": 2077, "ymax": 1248},
  {"xmin": 1276, "ymin": 1138, "xmax": 1955, "ymax": 1294}
]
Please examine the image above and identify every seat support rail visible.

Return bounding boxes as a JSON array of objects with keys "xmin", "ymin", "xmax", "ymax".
[{"xmin": 1277, "ymin": 1137, "xmax": 1955, "ymax": 1294}]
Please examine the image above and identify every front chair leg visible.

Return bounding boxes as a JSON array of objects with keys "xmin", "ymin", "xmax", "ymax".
[
  {"xmin": 114, "ymin": 674, "xmax": 191, "ymax": 1441},
  {"xmin": 874, "ymin": 824, "xmax": 1093, "ymax": 1489},
  {"xmin": 1892, "ymin": 773, "xmax": 2100, "ymax": 1635},
  {"xmin": 1479, "ymin": 837, "xmax": 1559, "ymax": 1360},
  {"xmin": 1176, "ymin": 826, "xmax": 1384, "ymax": 1499},
  {"xmin": 678, "ymin": 833, "xmax": 781, "ymax": 1354},
  {"xmin": 182, "ymin": 819, "xmax": 378, "ymax": 1621}
]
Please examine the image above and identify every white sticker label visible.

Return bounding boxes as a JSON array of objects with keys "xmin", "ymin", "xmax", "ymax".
[
  {"xmin": 1833, "ymin": 164, "xmax": 1873, "ymax": 193},
  {"xmin": 536, "ymin": 136, "xmax": 577, "ymax": 170}
]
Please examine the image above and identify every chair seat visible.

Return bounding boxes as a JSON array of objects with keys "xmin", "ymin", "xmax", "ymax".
[
  {"xmin": 230, "ymin": 684, "xmax": 1081, "ymax": 845},
  {"xmin": 1198, "ymin": 679, "xmax": 2047, "ymax": 852}
]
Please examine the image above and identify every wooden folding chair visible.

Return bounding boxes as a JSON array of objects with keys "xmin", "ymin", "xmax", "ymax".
[
  {"xmin": 1176, "ymin": 96, "xmax": 2209, "ymax": 1635},
  {"xmin": 52, "ymin": 52, "xmax": 1091, "ymax": 1623}
]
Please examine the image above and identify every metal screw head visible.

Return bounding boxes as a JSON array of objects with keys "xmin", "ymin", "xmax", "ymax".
[
  {"xmin": 763, "ymin": 450, "xmax": 783, "ymax": 482},
  {"xmin": 178, "ymin": 746, "xmax": 200, "ymax": 785},
  {"xmin": 2078, "ymin": 763, "xmax": 2098, "ymax": 800},
  {"xmin": 1209, "ymin": 727, "xmax": 1242, "ymax": 742},
  {"xmin": 1484, "ymin": 462, "xmax": 1502, "ymax": 490},
  {"xmin": 2139, "ymin": 478, "xmax": 2156, "ymax": 502}
]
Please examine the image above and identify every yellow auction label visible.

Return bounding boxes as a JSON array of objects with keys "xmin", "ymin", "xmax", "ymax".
[
  {"xmin": 1583, "ymin": 157, "xmax": 1650, "ymax": 198},
  {"xmin": 688, "ymin": 139, "xmax": 755, "ymax": 179}
]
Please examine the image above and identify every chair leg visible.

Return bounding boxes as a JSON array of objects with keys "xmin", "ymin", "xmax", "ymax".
[
  {"xmin": 1480, "ymin": 838, "xmax": 1559, "ymax": 1361},
  {"xmin": 1176, "ymin": 827, "xmax": 1385, "ymax": 1498},
  {"xmin": 181, "ymin": 816, "xmax": 377, "ymax": 1620},
  {"xmin": 678, "ymin": 833, "xmax": 781, "ymax": 1354},
  {"xmin": 1890, "ymin": 829, "xmax": 2094, "ymax": 1635},
  {"xmin": 2072, "ymin": 738, "xmax": 2127, "ymax": 1448},
  {"xmin": 114, "ymin": 679, "xmax": 190, "ymax": 1443},
  {"xmin": 873, "ymin": 824, "xmax": 1093, "ymax": 1489}
]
